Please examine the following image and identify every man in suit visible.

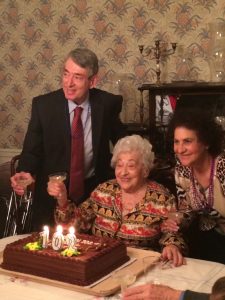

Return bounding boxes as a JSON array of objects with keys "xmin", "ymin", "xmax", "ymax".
[{"xmin": 11, "ymin": 48, "xmax": 126, "ymax": 230}]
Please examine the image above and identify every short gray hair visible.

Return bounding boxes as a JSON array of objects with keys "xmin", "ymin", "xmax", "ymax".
[
  {"xmin": 65, "ymin": 48, "xmax": 99, "ymax": 77},
  {"xmin": 111, "ymin": 135, "xmax": 155, "ymax": 174}
]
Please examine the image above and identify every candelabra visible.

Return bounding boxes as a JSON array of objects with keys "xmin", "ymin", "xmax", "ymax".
[{"xmin": 139, "ymin": 40, "xmax": 177, "ymax": 84}]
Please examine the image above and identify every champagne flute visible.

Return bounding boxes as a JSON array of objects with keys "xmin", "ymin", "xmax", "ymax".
[
  {"xmin": 48, "ymin": 172, "xmax": 67, "ymax": 183},
  {"xmin": 142, "ymin": 255, "xmax": 172, "ymax": 285},
  {"xmin": 48, "ymin": 172, "xmax": 67, "ymax": 199},
  {"xmin": 16, "ymin": 174, "xmax": 34, "ymax": 202},
  {"xmin": 142, "ymin": 255, "xmax": 159, "ymax": 283},
  {"xmin": 166, "ymin": 209, "xmax": 191, "ymax": 231},
  {"xmin": 167, "ymin": 211, "xmax": 184, "ymax": 225},
  {"xmin": 112, "ymin": 268, "xmax": 136, "ymax": 294}
]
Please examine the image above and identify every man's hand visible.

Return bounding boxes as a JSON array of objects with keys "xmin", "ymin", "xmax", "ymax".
[
  {"xmin": 123, "ymin": 283, "xmax": 182, "ymax": 300},
  {"xmin": 11, "ymin": 172, "xmax": 34, "ymax": 195}
]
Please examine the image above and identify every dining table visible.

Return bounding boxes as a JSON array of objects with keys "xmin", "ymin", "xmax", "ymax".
[{"xmin": 0, "ymin": 234, "xmax": 225, "ymax": 300}]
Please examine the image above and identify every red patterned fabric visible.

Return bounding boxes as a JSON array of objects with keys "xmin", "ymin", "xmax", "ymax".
[
  {"xmin": 69, "ymin": 107, "xmax": 84, "ymax": 201},
  {"xmin": 55, "ymin": 180, "xmax": 187, "ymax": 253}
]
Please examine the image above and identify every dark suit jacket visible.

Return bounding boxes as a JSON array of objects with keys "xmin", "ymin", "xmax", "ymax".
[
  {"xmin": 18, "ymin": 88, "xmax": 126, "ymax": 230},
  {"xmin": 183, "ymin": 290, "xmax": 209, "ymax": 300}
]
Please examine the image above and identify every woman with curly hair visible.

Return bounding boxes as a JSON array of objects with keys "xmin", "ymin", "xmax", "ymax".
[
  {"xmin": 164, "ymin": 108, "xmax": 225, "ymax": 263},
  {"xmin": 48, "ymin": 135, "xmax": 186, "ymax": 266}
]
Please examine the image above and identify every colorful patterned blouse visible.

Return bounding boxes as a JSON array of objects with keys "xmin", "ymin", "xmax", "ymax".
[
  {"xmin": 55, "ymin": 179, "xmax": 186, "ymax": 253},
  {"xmin": 175, "ymin": 153, "xmax": 225, "ymax": 233}
]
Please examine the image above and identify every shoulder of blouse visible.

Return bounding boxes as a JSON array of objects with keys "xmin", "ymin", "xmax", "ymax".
[
  {"xmin": 216, "ymin": 152, "xmax": 225, "ymax": 166},
  {"xmin": 146, "ymin": 180, "xmax": 175, "ymax": 198},
  {"xmin": 90, "ymin": 179, "xmax": 119, "ymax": 196},
  {"xmin": 94, "ymin": 179, "xmax": 118, "ymax": 188},
  {"xmin": 216, "ymin": 154, "xmax": 225, "ymax": 196},
  {"xmin": 175, "ymin": 162, "xmax": 191, "ymax": 179}
]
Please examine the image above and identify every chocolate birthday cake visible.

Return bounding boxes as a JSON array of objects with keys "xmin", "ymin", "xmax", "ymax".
[{"xmin": 1, "ymin": 233, "xmax": 129, "ymax": 286}]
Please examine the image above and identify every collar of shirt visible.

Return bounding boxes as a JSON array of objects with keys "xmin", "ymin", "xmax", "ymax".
[{"xmin": 68, "ymin": 97, "xmax": 90, "ymax": 126}]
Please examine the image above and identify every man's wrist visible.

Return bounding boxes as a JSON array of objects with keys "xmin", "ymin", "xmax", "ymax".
[
  {"xmin": 178, "ymin": 291, "xmax": 185, "ymax": 300},
  {"xmin": 171, "ymin": 289, "xmax": 183, "ymax": 300}
]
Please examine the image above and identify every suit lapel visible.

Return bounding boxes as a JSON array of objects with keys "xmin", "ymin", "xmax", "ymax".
[
  {"xmin": 54, "ymin": 89, "xmax": 71, "ymax": 169},
  {"xmin": 90, "ymin": 89, "xmax": 104, "ymax": 165},
  {"xmin": 56, "ymin": 89, "xmax": 70, "ymax": 139}
]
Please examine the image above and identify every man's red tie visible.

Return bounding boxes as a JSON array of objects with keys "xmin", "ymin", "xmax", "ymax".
[{"xmin": 69, "ymin": 107, "xmax": 84, "ymax": 202}]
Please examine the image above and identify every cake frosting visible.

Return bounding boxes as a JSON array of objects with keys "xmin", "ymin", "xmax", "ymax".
[{"xmin": 1, "ymin": 233, "xmax": 129, "ymax": 286}]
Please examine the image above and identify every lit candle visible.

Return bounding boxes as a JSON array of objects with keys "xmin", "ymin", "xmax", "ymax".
[
  {"xmin": 41, "ymin": 225, "xmax": 49, "ymax": 248},
  {"xmin": 52, "ymin": 225, "xmax": 64, "ymax": 250},
  {"xmin": 66, "ymin": 226, "xmax": 76, "ymax": 249}
]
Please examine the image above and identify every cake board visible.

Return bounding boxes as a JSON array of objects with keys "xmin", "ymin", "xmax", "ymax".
[{"xmin": 0, "ymin": 247, "xmax": 160, "ymax": 297}]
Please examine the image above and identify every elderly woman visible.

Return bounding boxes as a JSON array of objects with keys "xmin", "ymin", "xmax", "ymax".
[
  {"xmin": 164, "ymin": 109, "xmax": 225, "ymax": 264},
  {"xmin": 48, "ymin": 135, "xmax": 186, "ymax": 266}
]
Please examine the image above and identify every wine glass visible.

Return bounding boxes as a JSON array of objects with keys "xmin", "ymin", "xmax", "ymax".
[
  {"xmin": 16, "ymin": 174, "xmax": 34, "ymax": 202},
  {"xmin": 112, "ymin": 268, "xmax": 136, "ymax": 294}
]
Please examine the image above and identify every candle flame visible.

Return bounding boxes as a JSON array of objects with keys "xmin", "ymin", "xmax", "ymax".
[
  {"xmin": 56, "ymin": 225, "xmax": 63, "ymax": 233},
  {"xmin": 69, "ymin": 226, "xmax": 75, "ymax": 235},
  {"xmin": 43, "ymin": 225, "xmax": 49, "ymax": 232}
]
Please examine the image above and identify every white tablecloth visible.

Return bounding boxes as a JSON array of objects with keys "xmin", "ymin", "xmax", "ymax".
[{"xmin": 0, "ymin": 235, "xmax": 225, "ymax": 299}]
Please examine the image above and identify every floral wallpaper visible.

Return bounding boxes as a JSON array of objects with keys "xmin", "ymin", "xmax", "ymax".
[{"xmin": 0, "ymin": 0, "xmax": 225, "ymax": 149}]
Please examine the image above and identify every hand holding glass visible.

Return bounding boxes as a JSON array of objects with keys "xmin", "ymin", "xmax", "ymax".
[
  {"xmin": 16, "ymin": 173, "xmax": 33, "ymax": 201},
  {"xmin": 167, "ymin": 211, "xmax": 183, "ymax": 224},
  {"xmin": 48, "ymin": 172, "xmax": 67, "ymax": 199},
  {"xmin": 48, "ymin": 172, "xmax": 67, "ymax": 183}
]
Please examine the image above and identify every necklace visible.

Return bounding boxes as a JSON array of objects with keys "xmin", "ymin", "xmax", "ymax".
[
  {"xmin": 191, "ymin": 159, "xmax": 215, "ymax": 211},
  {"xmin": 121, "ymin": 184, "xmax": 147, "ymax": 214}
]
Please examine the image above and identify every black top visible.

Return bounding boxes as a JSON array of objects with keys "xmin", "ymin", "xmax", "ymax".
[{"xmin": 183, "ymin": 290, "xmax": 209, "ymax": 300}]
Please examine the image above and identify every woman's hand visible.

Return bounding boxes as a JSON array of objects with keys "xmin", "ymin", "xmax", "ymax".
[
  {"xmin": 122, "ymin": 283, "xmax": 182, "ymax": 300},
  {"xmin": 161, "ymin": 219, "xmax": 179, "ymax": 232},
  {"xmin": 161, "ymin": 244, "xmax": 186, "ymax": 267},
  {"xmin": 47, "ymin": 181, "xmax": 68, "ymax": 208}
]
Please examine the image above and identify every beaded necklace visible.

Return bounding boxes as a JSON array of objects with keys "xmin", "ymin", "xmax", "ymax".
[{"xmin": 191, "ymin": 159, "xmax": 215, "ymax": 211}]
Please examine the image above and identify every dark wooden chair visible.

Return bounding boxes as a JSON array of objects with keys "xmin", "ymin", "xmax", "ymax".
[{"xmin": 0, "ymin": 160, "xmax": 12, "ymax": 239}]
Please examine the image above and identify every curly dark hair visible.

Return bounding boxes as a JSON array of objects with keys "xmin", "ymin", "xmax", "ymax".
[
  {"xmin": 211, "ymin": 276, "xmax": 225, "ymax": 299},
  {"xmin": 168, "ymin": 108, "xmax": 224, "ymax": 157}
]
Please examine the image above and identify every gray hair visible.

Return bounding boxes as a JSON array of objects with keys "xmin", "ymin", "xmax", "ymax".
[
  {"xmin": 111, "ymin": 135, "xmax": 155, "ymax": 174},
  {"xmin": 65, "ymin": 48, "xmax": 99, "ymax": 77}
]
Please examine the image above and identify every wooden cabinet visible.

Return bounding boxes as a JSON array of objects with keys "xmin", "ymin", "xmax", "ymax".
[{"xmin": 138, "ymin": 81, "xmax": 225, "ymax": 140}]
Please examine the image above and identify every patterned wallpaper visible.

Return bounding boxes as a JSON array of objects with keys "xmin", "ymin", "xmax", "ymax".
[{"xmin": 0, "ymin": 0, "xmax": 225, "ymax": 149}]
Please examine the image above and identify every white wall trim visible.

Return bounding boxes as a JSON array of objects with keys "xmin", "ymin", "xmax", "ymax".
[{"xmin": 0, "ymin": 148, "xmax": 21, "ymax": 165}]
